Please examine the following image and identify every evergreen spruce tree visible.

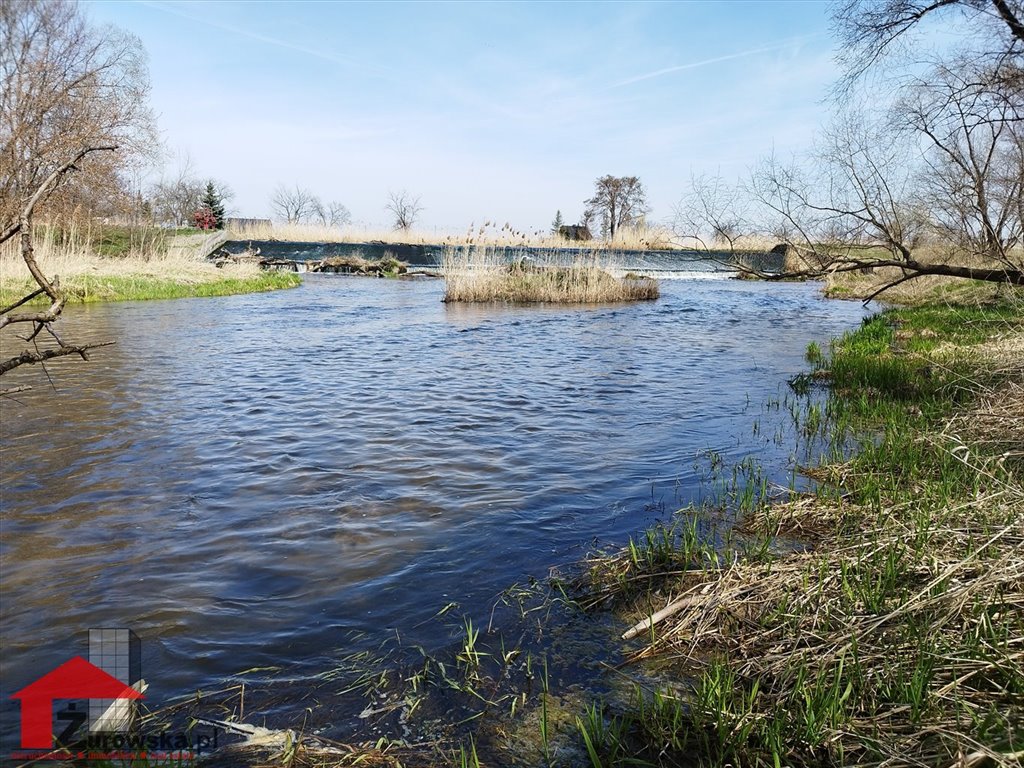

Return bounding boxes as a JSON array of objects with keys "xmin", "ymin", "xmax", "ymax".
[
  {"xmin": 201, "ymin": 182, "xmax": 226, "ymax": 229},
  {"xmin": 551, "ymin": 209, "xmax": 564, "ymax": 236}
]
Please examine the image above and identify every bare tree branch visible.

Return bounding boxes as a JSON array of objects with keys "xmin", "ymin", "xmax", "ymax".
[
  {"xmin": 386, "ymin": 190, "xmax": 423, "ymax": 232},
  {"xmin": 270, "ymin": 184, "xmax": 319, "ymax": 224},
  {"xmin": 0, "ymin": 341, "xmax": 116, "ymax": 376},
  {"xmin": 993, "ymin": 0, "xmax": 1024, "ymax": 41},
  {"xmin": 832, "ymin": 0, "xmax": 1024, "ymax": 106}
]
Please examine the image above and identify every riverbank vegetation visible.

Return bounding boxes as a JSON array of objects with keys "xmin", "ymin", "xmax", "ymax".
[
  {"xmin": 441, "ymin": 247, "xmax": 659, "ymax": 304},
  {"xmin": 824, "ymin": 260, "xmax": 1021, "ymax": 306},
  {"xmin": 0, "ymin": 225, "xmax": 299, "ymax": 306},
  {"xmin": 41, "ymin": 221, "xmax": 203, "ymax": 257},
  {"xmin": 569, "ymin": 296, "xmax": 1023, "ymax": 767}
]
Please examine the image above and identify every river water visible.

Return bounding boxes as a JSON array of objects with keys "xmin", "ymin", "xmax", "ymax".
[{"xmin": 0, "ymin": 275, "xmax": 866, "ymax": 747}]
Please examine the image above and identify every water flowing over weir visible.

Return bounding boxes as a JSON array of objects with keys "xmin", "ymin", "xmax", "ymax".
[
  {"xmin": 0, "ymin": 276, "xmax": 866, "ymax": 749},
  {"xmin": 218, "ymin": 239, "xmax": 788, "ymax": 276}
]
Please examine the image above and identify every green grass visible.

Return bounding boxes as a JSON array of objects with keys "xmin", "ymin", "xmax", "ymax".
[
  {"xmin": 1, "ymin": 271, "xmax": 300, "ymax": 305},
  {"xmin": 572, "ymin": 300, "xmax": 1024, "ymax": 767}
]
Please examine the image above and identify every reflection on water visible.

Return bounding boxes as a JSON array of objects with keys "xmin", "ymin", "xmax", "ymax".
[{"xmin": 0, "ymin": 275, "xmax": 866, "ymax": 743}]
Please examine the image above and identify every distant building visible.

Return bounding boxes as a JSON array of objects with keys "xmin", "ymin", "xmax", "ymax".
[
  {"xmin": 558, "ymin": 224, "xmax": 592, "ymax": 241},
  {"xmin": 225, "ymin": 217, "xmax": 271, "ymax": 230}
]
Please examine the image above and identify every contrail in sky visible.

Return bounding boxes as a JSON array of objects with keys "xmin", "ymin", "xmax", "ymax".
[
  {"xmin": 611, "ymin": 34, "xmax": 822, "ymax": 88},
  {"xmin": 141, "ymin": 0, "xmax": 398, "ymax": 79}
]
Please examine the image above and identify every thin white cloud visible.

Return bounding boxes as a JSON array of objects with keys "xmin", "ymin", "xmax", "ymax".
[
  {"xmin": 611, "ymin": 34, "xmax": 823, "ymax": 88},
  {"xmin": 140, "ymin": 0, "xmax": 397, "ymax": 78}
]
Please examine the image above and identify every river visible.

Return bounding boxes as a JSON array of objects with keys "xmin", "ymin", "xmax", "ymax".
[{"xmin": 0, "ymin": 274, "xmax": 867, "ymax": 748}]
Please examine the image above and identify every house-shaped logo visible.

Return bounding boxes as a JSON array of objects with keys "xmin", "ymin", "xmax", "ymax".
[{"xmin": 11, "ymin": 656, "xmax": 145, "ymax": 749}]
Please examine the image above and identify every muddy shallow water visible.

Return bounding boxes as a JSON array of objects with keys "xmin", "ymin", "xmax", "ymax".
[{"xmin": 0, "ymin": 275, "xmax": 867, "ymax": 746}]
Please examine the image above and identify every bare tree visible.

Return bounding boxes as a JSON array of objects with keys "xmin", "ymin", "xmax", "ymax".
[
  {"xmin": 583, "ymin": 176, "xmax": 650, "ymax": 240},
  {"xmin": 329, "ymin": 202, "xmax": 351, "ymax": 228},
  {"xmin": 672, "ymin": 1, "xmax": 1022, "ymax": 298},
  {"xmin": 674, "ymin": 86, "xmax": 1022, "ymax": 297},
  {"xmin": 1, "ymin": 1, "xmax": 157, "ymax": 385},
  {"xmin": 672, "ymin": 173, "xmax": 751, "ymax": 251},
  {"xmin": 149, "ymin": 154, "xmax": 204, "ymax": 227},
  {"xmin": 906, "ymin": 63, "xmax": 1023, "ymax": 264},
  {"xmin": 386, "ymin": 190, "xmax": 423, "ymax": 232},
  {"xmin": 0, "ymin": 0, "xmax": 157, "ymax": 229},
  {"xmin": 744, "ymin": 102, "xmax": 1022, "ymax": 299},
  {"xmin": 311, "ymin": 199, "xmax": 351, "ymax": 228},
  {"xmin": 832, "ymin": 0, "xmax": 1024, "ymax": 100},
  {"xmin": 271, "ymin": 184, "xmax": 318, "ymax": 224}
]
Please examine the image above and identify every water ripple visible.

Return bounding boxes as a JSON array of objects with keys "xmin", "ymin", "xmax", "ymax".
[{"xmin": 0, "ymin": 276, "xmax": 866, "ymax": 738}]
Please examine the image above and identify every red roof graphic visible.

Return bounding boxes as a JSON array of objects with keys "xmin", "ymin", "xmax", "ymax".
[{"xmin": 11, "ymin": 656, "xmax": 144, "ymax": 749}]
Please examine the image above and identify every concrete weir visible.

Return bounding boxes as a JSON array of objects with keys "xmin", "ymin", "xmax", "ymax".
[{"xmin": 214, "ymin": 239, "xmax": 789, "ymax": 275}]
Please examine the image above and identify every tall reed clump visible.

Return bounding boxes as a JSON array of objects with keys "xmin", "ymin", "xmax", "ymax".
[
  {"xmin": 441, "ymin": 246, "xmax": 659, "ymax": 304},
  {"xmin": 572, "ymin": 299, "xmax": 1024, "ymax": 767}
]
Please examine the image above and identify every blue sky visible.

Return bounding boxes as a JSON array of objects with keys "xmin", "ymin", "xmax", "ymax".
[{"xmin": 85, "ymin": 1, "xmax": 839, "ymax": 231}]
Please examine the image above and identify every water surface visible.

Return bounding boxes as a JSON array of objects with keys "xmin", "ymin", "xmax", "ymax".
[{"xmin": 0, "ymin": 275, "xmax": 866, "ymax": 743}]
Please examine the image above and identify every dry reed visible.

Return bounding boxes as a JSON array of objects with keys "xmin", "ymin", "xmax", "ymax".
[
  {"xmin": 440, "ymin": 246, "xmax": 659, "ymax": 304},
  {"xmin": 229, "ymin": 220, "xmax": 679, "ymax": 252}
]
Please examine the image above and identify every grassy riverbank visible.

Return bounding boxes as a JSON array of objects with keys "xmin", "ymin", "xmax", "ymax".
[
  {"xmin": 823, "ymin": 258, "xmax": 1021, "ymax": 305},
  {"xmin": 0, "ymin": 268, "xmax": 300, "ymax": 304},
  {"xmin": 0, "ymin": 231, "xmax": 300, "ymax": 306},
  {"xmin": 569, "ymin": 297, "xmax": 1023, "ymax": 766}
]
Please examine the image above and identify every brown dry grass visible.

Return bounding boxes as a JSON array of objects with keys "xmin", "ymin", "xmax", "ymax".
[
  {"xmin": 0, "ymin": 225, "xmax": 289, "ymax": 304},
  {"xmin": 229, "ymin": 220, "xmax": 679, "ymax": 251},
  {"xmin": 441, "ymin": 247, "xmax": 659, "ymax": 304},
  {"xmin": 824, "ymin": 266, "xmax": 1019, "ymax": 305},
  {"xmin": 823, "ymin": 245, "xmax": 1024, "ymax": 305}
]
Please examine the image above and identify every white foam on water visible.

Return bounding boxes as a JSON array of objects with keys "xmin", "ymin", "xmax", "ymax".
[{"xmin": 610, "ymin": 268, "xmax": 736, "ymax": 281}]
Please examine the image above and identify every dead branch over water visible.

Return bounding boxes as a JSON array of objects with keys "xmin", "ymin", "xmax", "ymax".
[{"xmin": 0, "ymin": 147, "xmax": 117, "ymax": 391}]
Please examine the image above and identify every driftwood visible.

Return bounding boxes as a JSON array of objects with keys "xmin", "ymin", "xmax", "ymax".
[
  {"xmin": 622, "ymin": 595, "xmax": 702, "ymax": 641},
  {"xmin": 311, "ymin": 255, "xmax": 408, "ymax": 276},
  {"xmin": 208, "ymin": 246, "xmax": 263, "ymax": 268}
]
